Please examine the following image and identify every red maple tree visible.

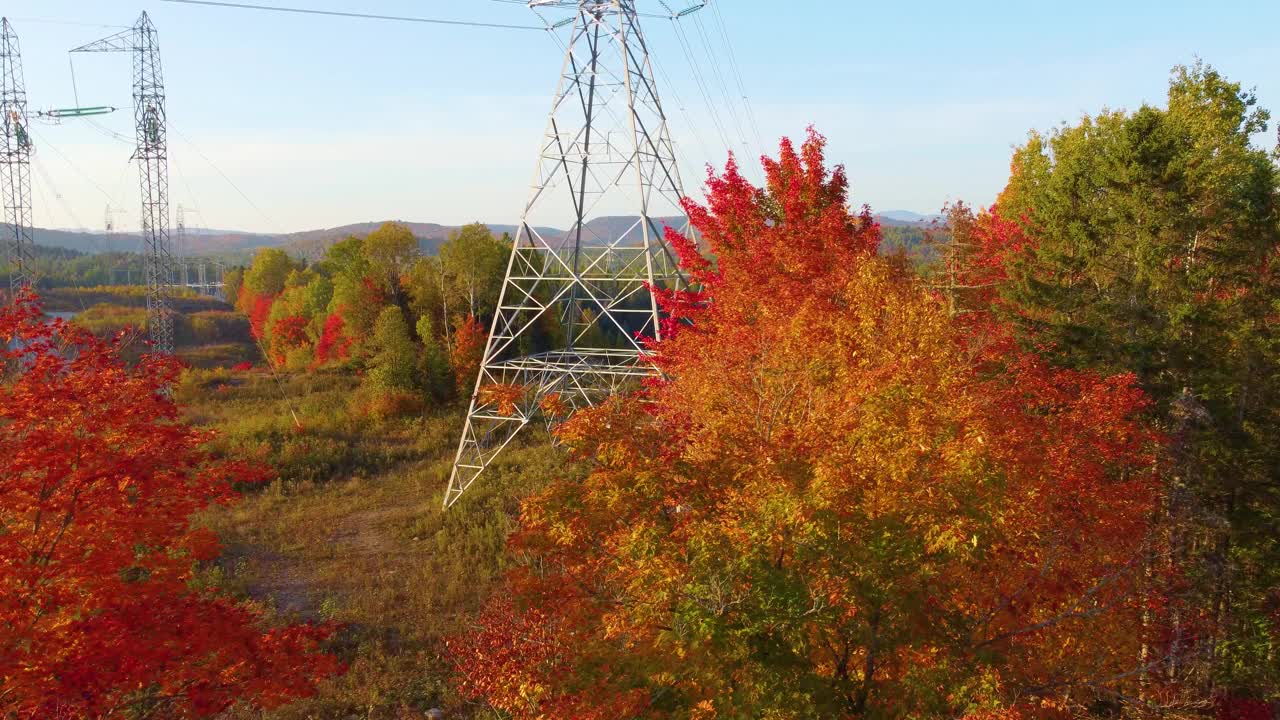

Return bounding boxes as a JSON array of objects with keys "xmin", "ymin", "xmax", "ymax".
[
  {"xmin": 451, "ymin": 131, "xmax": 1164, "ymax": 718},
  {"xmin": 450, "ymin": 315, "xmax": 487, "ymax": 396},
  {"xmin": 237, "ymin": 284, "xmax": 276, "ymax": 341},
  {"xmin": 268, "ymin": 313, "xmax": 310, "ymax": 365},
  {"xmin": 314, "ymin": 312, "xmax": 352, "ymax": 364},
  {"xmin": 0, "ymin": 291, "xmax": 341, "ymax": 717}
]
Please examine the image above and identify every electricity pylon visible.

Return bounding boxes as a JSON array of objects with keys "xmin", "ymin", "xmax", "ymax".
[
  {"xmin": 176, "ymin": 204, "xmax": 187, "ymax": 262},
  {"xmin": 445, "ymin": 0, "xmax": 696, "ymax": 508},
  {"xmin": 1, "ymin": 18, "xmax": 34, "ymax": 295},
  {"xmin": 175, "ymin": 204, "xmax": 195, "ymax": 285},
  {"xmin": 73, "ymin": 12, "xmax": 174, "ymax": 353}
]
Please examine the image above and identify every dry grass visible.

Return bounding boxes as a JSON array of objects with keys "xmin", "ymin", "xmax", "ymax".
[
  {"xmin": 179, "ymin": 342, "xmax": 260, "ymax": 369},
  {"xmin": 42, "ymin": 285, "xmax": 228, "ymax": 314},
  {"xmin": 68, "ymin": 298, "xmax": 258, "ymax": 369},
  {"xmin": 183, "ymin": 370, "xmax": 571, "ymax": 718}
]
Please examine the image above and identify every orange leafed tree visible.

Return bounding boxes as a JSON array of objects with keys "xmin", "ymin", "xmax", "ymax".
[
  {"xmin": 314, "ymin": 312, "xmax": 352, "ymax": 364},
  {"xmin": 0, "ymin": 292, "xmax": 341, "ymax": 717},
  {"xmin": 237, "ymin": 283, "xmax": 276, "ymax": 341},
  {"xmin": 451, "ymin": 131, "xmax": 1164, "ymax": 718},
  {"xmin": 268, "ymin": 313, "xmax": 310, "ymax": 364},
  {"xmin": 450, "ymin": 314, "xmax": 487, "ymax": 396}
]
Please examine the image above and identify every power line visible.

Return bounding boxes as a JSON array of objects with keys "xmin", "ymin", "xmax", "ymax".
[
  {"xmin": 82, "ymin": 117, "xmax": 134, "ymax": 145},
  {"xmin": 669, "ymin": 19, "xmax": 732, "ymax": 158},
  {"xmin": 32, "ymin": 158, "xmax": 87, "ymax": 233},
  {"xmin": 650, "ymin": 48, "xmax": 714, "ymax": 174},
  {"xmin": 171, "ymin": 157, "xmax": 204, "ymax": 239},
  {"xmin": 159, "ymin": 0, "xmax": 547, "ymax": 31},
  {"xmin": 708, "ymin": 1, "xmax": 765, "ymax": 158},
  {"xmin": 27, "ymin": 128, "xmax": 117, "ymax": 205},
  {"xmin": 69, "ymin": 55, "xmax": 80, "ymax": 108},
  {"xmin": 690, "ymin": 13, "xmax": 749, "ymax": 157},
  {"xmin": 8, "ymin": 17, "xmax": 130, "ymax": 30},
  {"xmin": 25, "ymin": 180, "xmax": 75, "ymax": 313},
  {"xmin": 168, "ymin": 123, "xmax": 284, "ymax": 234}
]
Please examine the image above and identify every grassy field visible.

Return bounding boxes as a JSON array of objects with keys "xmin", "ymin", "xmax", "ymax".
[
  {"xmin": 49, "ymin": 286, "xmax": 261, "ymax": 370},
  {"xmin": 42, "ymin": 284, "xmax": 568, "ymax": 715},
  {"xmin": 178, "ymin": 369, "xmax": 571, "ymax": 718},
  {"xmin": 42, "ymin": 285, "xmax": 230, "ymax": 314}
]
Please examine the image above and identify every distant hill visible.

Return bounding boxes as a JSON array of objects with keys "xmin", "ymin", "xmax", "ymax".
[
  {"xmin": 558, "ymin": 216, "xmax": 689, "ymax": 245},
  {"xmin": 281, "ymin": 222, "xmax": 456, "ymax": 260},
  {"xmin": 15, "ymin": 212, "xmax": 940, "ymax": 260},
  {"xmin": 174, "ymin": 231, "xmax": 281, "ymax": 255},
  {"xmin": 878, "ymin": 210, "xmax": 943, "ymax": 226},
  {"xmin": 9, "ymin": 226, "xmax": 142, "ymax": 255},
  {"xmin": 3, "ymin": 224, "xmax": 282, "ymax": 258},
  {"xmin": 277, "ymin": 216, "xmax": 691, "ymax": 260},
  {"xmin": 277, "ymin": 221, "xmax": 554, "ymax": 261}
]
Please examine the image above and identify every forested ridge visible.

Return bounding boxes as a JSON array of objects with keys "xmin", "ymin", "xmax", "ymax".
[{"xmin": 2, "ymin": 62, "xmax": 1278, "ymax": 720}]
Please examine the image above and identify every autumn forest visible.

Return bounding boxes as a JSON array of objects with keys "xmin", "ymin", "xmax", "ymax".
[{"xmin": 3, "ymin": 61, "xmax": 1279, "ymax": 720}]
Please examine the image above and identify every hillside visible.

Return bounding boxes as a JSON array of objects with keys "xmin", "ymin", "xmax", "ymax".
[
  {"xmin": 278, "ymin": 221, "xmax": 530, "ymax": 260},
  {"xmin": 262, "ymin": 216, "xmax": 690, "ymax": 259},
  {"xmin": 878, "ymin": 209, "xmax": 944, "ymax": 225},
  {"xmin": 13, "ymin": 212, "xmax": 935, "ymax": 261},
  {"xmin": 3, "ymin": 224, "xmax": 279, "ymax": 257}
]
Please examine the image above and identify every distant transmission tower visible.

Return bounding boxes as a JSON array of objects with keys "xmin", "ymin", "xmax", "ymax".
[
  {"xmin": 1, "ymin": 18, "xmax": 34, "ymax": 295},
  {"xmin": 175, "ymin": 204, "xmax": 188, "ymax": 286},
  {"xmin": 104, "ymin": 203, "xmax": 132, "ymax": 284},
  {"xmin": 73, "ymin": 12, "xmax": 174, "ymax": 353},
  {"xmin": 175, "ymin": 204, "xmax": 186, "ymax": 256},
  {"xmin": 445, "ymin": 0, "xmax": 699, "ymax": 508}
]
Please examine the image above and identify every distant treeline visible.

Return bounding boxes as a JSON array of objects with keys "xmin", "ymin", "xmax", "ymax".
[
  {"xmin": 880, "ymin": 222, "xmax": 938, "ymax": 260},
  {"xmin": 6, "ymin": 247, "xmax": 153, "ymax": 289},
  {"xmin": 4, "ymin": 245, "xmax": 243, "ymax": 290}
]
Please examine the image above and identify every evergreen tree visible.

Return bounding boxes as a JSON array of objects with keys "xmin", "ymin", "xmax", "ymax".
[
  {"xmin": 982, "ymin": 61, "xmax": 1280, "ymax": 696},
  {"xmin": 366, "ymin": 306, "xmax": 418, "ymax": 393},
  {"xmin": 416, "ymin": 315, "xmax": 452, "ymax": 401}
]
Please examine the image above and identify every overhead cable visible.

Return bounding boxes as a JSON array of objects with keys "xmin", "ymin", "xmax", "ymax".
[{"xmin": 159, "ymin": 0, "xmax": 547, "ymax": 31}]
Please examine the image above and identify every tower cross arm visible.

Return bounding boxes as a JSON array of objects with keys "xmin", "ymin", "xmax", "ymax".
[
  {"xmin": 527, "ymin": 1, "xmax": 706, "ymax": 20},
  {"xmin": 69, "ymin": 28, "xmax": 137, "ymax": 54}
]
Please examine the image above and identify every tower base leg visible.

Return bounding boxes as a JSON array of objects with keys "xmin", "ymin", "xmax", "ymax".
[{"xmin": 443, "ymin": 349, "xmax": 657, "ymax": 508}]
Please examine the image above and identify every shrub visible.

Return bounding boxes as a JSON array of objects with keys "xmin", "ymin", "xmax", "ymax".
[
  {"xmin": 72, "ymin": 303, "xmax": 148, "ymax": 336},
  {"xmin": 283, "ymin": 347, "xmax": 313, "ymax": 372},
  {"xmin": 183, "ymin": 310, "xmax": 251, "ymax": 346},
  {"xmin": 351, "ymin": 387, "xmax": 425, "ymax": 420},
  {"xmin": 365, "ymin": 307, "xmax": 418, "ymax": 393}
]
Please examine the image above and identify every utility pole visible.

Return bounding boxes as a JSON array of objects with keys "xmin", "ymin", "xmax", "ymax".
[
  {"xmin": 176, "ymin": 203, "xmax": 186, "ymax": 257},
  {"xmin": 73, "ymin": 12, "xmax": 174, "ymax": 353},
  {"xmin": 174, "ymin": 204, "xmax": 203, "ymax": 290},
  {"xmin": 1, "ymin": 18, "xmax": 34, "ymax": 295},
  {"xmin": 104, "ymin": 203, "xmax": 126, "ymax": 236},
  {"xmin": 445, "ymin": 0, "xmax": 696, "ymax": 508},
  {"xmin": 175, "ymin": 204, "xmax": 188, "ymax": 288},
  {"xmin": 104, "ymin": 204, "xmax": 132, "ymax": 285}
]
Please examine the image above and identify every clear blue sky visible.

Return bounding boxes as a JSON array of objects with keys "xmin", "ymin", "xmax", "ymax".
[{"xmin": 8, "ymin": 0, "xmax": 1279, "ymax": 234}]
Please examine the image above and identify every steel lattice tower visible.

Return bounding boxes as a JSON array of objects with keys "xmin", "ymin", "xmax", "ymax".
[
  {"xmin": 73, "ymin": 13, "xmax": 174, "ymax": 353},
  {"xmin": 1, "ymin": 18, "xmax": 34, "ymax": 295},
  {"xmin": 445, "ymin": 0, "xmax": 693, "ymax": 508}
]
